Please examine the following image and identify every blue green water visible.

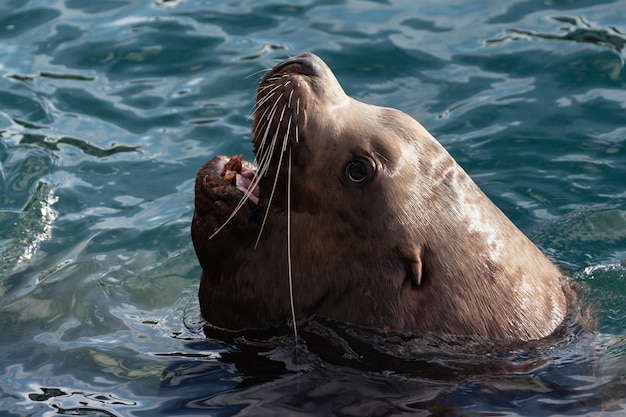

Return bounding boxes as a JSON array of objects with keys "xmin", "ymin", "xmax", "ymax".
[{"xmin": 1, "ymin": 0, "xmax": 626, "ymax": 415}]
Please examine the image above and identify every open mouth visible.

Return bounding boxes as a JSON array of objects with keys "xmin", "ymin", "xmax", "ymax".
[{"xmin": 218, "ymin": 154, "xmax": 260, "ymax": 206}]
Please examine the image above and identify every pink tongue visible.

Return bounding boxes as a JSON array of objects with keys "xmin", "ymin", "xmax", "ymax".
[{"xmin": 225, "ymin": 168, "xmax": 260, "ymax": 205}]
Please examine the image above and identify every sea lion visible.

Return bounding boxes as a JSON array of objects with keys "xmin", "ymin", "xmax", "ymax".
[{"xmin": 191, "ymin": 53, "xmax": 568, "ymax": 341}]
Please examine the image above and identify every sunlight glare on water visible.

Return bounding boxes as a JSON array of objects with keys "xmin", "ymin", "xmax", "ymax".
[{"xmin": 1, "ymin": 0, "xmax": 626, "ymax": 415}]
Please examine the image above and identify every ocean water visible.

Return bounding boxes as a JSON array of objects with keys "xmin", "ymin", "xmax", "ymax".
[{"xmin": 1, "ymin": 0, "xmax": 626, "ymax": 416}]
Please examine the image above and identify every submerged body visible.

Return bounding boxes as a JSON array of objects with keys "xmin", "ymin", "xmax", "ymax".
[{"xmin": 191, "ymin": 53, "xmax": 568, "ymax": 341}]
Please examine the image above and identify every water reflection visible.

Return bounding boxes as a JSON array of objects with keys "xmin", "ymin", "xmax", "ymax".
[
  {"xmin": 154, "ymin": 314, "xmax": 626, "ymax": 416},
  {"xmin": 1, "ymin": 0, "xmax": 626, "ymax": 415},
  {"xmin": 486, "ymin": 16, "xmax": 626, "ymax": 55}
]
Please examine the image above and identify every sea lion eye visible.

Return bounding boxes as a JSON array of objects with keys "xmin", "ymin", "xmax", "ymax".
[{"xmin": 344, "ymin": 158, "xmax": 374, "ymax": 185}]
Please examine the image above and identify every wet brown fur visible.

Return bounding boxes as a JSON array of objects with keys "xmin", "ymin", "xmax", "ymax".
[{"xmin": 191, "ymin": 53, "xmax": 569, "ymax": 341}]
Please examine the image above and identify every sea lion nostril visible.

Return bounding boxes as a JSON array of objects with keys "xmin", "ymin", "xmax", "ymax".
[{"xmin": 270, "ymin": 53, "xmax": 323, "ymax": 77}]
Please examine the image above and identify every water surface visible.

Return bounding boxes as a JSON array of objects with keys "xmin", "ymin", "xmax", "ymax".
[{"xmin": 1, "ymin": 0, "xmax": 626, "ymax": 415}]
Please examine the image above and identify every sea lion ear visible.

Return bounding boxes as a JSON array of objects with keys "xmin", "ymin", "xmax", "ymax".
[
  {"xmin": 409, "ymin": 256, "xmax": 423, "ymax": 287},
  {"xmin": 395, "ymin": 245, "xmax": 425, "ymax": 287}
]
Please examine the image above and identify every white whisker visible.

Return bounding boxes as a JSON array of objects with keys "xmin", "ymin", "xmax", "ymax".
[
  {"xmin": 244, "ymin": 68, "xmax": 271, "ymax": 80},
  {"xmin": 208, "ymin": 164, "xmax": 264, "ymax": 239},
  {"xmin": 278, "ymin": 98, "xmax": 287, "ymax": 123},
  {"xmin": 283, "ymin": 112, "xmax": 292, "ymax": 152},
  {"xmin": 254, "ymin": 154, "xmax": 281, "ymax": 248},
  {"xmin": 255, "ymin": 92, "xmax": 283, "ymax": 165},
  {"xmin": 209, "ymin": 90, "xmax": 286, "ymax": 239},
  {"xmin": 258, "ymin": 83, "xmax": 282, "ymax": 102},
  {"xmin": 247, "ymin": 82, "xmax": 282, "ymax": 121},
  {"xmin": 287, "ymin": 146, "xmax": 298, "ymax": 341},
  {"xmin": 254, "ymin": 102, "xmax": 289, "ymax": 248},
  {"xmin": 212, "ymin": 73, "xmax": 300, "ymax": 266},
  {"xmin": 287, "ymin": 89, "xmax": 294, "ymax": 109},
  {"xmin": 253, "ymin": 126, "xmax": 282, "ymax": 241},
  {"xmin": 252, "ymin": 88, "xmax": 280, "ymax": 127}
]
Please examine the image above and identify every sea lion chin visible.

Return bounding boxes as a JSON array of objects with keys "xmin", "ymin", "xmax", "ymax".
[{"xmin": 191, "ymin": 52, "xmax": 569, "ymax": 342}]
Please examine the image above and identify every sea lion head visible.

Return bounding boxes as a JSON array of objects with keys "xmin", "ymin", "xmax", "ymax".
[{"xmin": 192, "ymin": 53, "xmax": 567, "ymax": 341}]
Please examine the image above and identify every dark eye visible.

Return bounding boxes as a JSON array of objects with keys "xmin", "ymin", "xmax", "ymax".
[{"xmin": 344, "ymin": 158, "xmax": 375, "ymax": 185}]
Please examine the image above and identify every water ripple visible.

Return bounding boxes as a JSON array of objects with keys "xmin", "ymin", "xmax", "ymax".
[
  {"xmin": 19, "ymin": 134, "xmax": 140, "ymax": 158},
  {"xmin": 487, "ymin": 15, "xmax": 626, "ymax": 57},
  {"xmin": 1, "ymin": 0, "xmax": 626, "ymax": 415}
]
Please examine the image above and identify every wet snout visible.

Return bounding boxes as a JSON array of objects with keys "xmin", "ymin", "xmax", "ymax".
[
  {"xmin": 269, "ymin": 52, "xmax": 328, "ymax": 78},
  {"xmin": 262, "ymin": 53, "xmax": 348, "ymax": 105}
]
